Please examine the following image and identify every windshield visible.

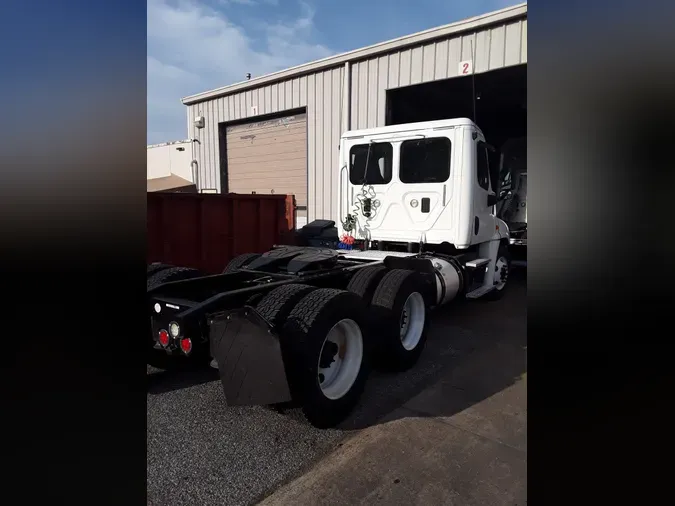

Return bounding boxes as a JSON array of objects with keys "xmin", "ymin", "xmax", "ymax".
[{"xmin": 349, "ymin": 142, "xmax": 393, "ymax": 185}]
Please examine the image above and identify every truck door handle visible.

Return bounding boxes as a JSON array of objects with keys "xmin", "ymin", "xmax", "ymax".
[{"xmin": 421, "ymin": 198, "xmax": 430, "ymax": 213}]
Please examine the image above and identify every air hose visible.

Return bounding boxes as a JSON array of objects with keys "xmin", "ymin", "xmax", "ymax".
[{"xmin": 340, "ymin": 143, "xmax": 381, "ymax": 248}]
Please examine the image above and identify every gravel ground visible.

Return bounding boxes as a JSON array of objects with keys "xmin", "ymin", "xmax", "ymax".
[{"xmin": 147, "ymin": 268, "xmax": 526, "ymax": 506}]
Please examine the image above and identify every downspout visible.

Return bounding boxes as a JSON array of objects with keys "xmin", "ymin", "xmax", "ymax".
[
  {"xmin": 191, "ymin": 159, "xmax": 199, "ymax": 192},
  {"xmin": 186, "ymin": 104, "xmax": 201, "ymax": 192}
]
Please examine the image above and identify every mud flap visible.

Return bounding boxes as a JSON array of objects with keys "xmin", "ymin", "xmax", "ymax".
[{"xmin": 209, "ymin": 307, "xmax": 292, "ymax": 406}]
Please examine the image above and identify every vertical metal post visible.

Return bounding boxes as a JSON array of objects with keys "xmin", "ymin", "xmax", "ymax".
[{"xmin": 343, "ymin": 61, "xmax": 351, "ymax": 133}]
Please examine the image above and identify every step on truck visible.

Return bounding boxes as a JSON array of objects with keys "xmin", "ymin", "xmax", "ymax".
[{"xmin": 147, "ymin": 118, "xmax": 513, "ymax": 428}]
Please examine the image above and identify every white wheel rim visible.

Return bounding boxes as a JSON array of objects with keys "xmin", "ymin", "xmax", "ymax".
[
  {"xmin": 400, "ymin": 292, "xmax": 425, "ymax": 351},
  {"xmin": 317, "ymin": 318, "xmax": 363, "ymax": 400},
  {"xmin": 494, "ymin": 256, "xmax": 509, "ymax": 290}
]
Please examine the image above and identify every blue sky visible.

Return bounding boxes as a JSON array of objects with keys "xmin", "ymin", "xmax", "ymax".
[{"xmin": 148, "ymin": 0, "xmax": 523, "ymax": 144}]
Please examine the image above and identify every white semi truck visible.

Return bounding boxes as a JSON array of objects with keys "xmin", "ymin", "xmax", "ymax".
[{"xmin": 147, "ymin": 118, "xmax": 514, "ymax": 428}]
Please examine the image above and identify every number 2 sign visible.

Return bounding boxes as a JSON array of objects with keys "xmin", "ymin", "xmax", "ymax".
[{"xmin": 459, "ymin": 60, "xmax": 473, "ymax": 75}]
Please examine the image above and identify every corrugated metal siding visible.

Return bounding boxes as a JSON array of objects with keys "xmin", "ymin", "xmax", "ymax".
[
  {"xmin": 189, "ymin": 66, "xmax": 344, "ymax": 222},
  {"xmin": 350, "ymin": 18, "xmax": 527, "ymax": 129},
  {"xmin": 188, "ymin": 16, "xmax": 526, "ymax": 223}
]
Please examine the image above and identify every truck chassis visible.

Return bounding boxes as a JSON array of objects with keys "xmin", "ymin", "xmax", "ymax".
[{"xmin": 148, "ymin": 234, "xmax": 510, "ymax": 428}]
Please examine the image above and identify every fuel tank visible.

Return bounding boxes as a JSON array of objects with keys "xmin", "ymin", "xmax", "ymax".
[{"xmin": 427, "ymin": 256, "xmax": 463, "ymax": 306}]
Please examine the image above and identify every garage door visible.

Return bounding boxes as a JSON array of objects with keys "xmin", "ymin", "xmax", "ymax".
[{"xmin": 226, "ymin": 113, "xmax": 307, "ymax": 225}]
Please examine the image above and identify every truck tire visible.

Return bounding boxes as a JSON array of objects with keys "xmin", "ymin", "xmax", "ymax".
[
  {"xmin": 370, "ymin": 269, "xmax": 433, "ymax": 372},
  {"xmin": 346, "ymin": 265, "xmax": 388, "ymax": 304},
  {"xmin": 255, "ymin": 284, "xmax": 317, "ymax": 329},
  {"xmin": 147, "ymin": 262, "xmax": 172, "ymax": 277},
  {"xmin": 282, "ymin": 289, "xmax": 371, "ymax": 428},
  {"xmin": 223, "ymin": 253, "xmax": 261, "ymax": 273},
  {"xmin": 147, "ymin": 266, "xmax": 201, "ymax": 291},
  {"xmin": 485, "ymin": 244, "xmax": 511, "ymax": 301}
]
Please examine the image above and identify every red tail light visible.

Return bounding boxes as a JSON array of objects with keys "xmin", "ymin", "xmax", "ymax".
[
  {"xmin": 158, "ymin": 330, "xmax": 170, "ymax": 347},
  {"xmin": 180, "ymin": 338, "xmax": 192, "ymax": 355}
]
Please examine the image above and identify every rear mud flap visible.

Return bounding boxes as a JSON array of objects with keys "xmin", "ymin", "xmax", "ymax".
[{"xmin": 209, "ymin": 307, "xmax": 292, "ymax": 406}]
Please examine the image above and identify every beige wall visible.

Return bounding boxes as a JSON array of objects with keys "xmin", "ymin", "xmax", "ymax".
[{"xmin": 147, "ymin": 140, "xmax": 194, "ymax": 182}]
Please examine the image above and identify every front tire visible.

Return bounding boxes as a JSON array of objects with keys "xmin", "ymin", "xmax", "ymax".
[
  {"xmin": 282, "ymin": 289, "xmax": 371, "ymax": 428},
  {"xmin": 485, "ymin": 244, "xmax": 511, "ymax": 301}
]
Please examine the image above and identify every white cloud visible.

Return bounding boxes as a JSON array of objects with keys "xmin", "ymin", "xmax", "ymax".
[
  {"xmin": 218, "ymin": 0, "xmax": 280, "ymax": 6},
  {"xmin": 147, "ymin": 0, "xmax": 332, "ymax": 144}
]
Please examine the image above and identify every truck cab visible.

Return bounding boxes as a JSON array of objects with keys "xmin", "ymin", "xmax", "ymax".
[{"xmin": 337, "ymin": 118, "xmax": 508, "ymax": 250}]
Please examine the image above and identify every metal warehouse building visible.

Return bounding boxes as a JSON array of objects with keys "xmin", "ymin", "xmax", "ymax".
[{"xmin": 182, "ymin": 2, "xmax": 527, "ymax": 227}]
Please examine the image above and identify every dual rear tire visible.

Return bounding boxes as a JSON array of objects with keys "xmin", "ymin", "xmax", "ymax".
[
  {"xmin": 223, "ymin": 253, "xmax": 261, "ymax": 273},
  {"xmin": 256, "ymin": 267, "xmax": 432, "ymax": 428},
  {"xmin": 255, "ymin": 285, "xmax": 370, "ymax": 428},
  {"xmin": 369, "ymin": 269, "xmax": 433, "ymax": 371},
  {"xmin": 347, "ymin": 266, "xmax": 433, "ymax": 372}
]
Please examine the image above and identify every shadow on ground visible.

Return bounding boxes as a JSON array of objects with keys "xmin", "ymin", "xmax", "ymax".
[
  {"xmin": 338, "ymin": 266, "xmax": 527, "ymax": 430},
  {"xmin": 147, "ymin": 365, "xmax": 219, "ymax": 395},
  {"xmin": 147, "ymin": 268, "xmax": 526, "ymax": 506}
]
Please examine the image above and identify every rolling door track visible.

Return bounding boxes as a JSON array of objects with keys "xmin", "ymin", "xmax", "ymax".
[{"xmin": 225, "ymin": 114, "xmax": 307, "ymax": 225}]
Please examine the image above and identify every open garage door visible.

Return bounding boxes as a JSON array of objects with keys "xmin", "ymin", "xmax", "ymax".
[
  {"xmin": 386, "ymin": 65, "xmax": 526, "ymax": 154},
  {"xmin": 386, "ymin": 64, "xmax": 527, "ymax": 260},
  {"xmin": 225, "ymin": 113, "xmax": 308, "ymax": 226}
]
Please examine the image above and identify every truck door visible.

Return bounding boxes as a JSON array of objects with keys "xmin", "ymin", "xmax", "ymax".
[
  {"xmin": 395, "ymin": 136, "xmax": 453, "ymax": 233},
  {"xmin": 472, "ymin": 138, "xmax": 497, "ymax": 244},
  {"xmin": 340, "ymin": 141, "xmax": 394, "ymax": 238}
]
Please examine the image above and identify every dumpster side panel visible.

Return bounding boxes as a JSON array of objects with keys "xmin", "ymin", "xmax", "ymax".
[{"xmin": 147, "ymin": 192, "xmax": 296, "ymax": 273}]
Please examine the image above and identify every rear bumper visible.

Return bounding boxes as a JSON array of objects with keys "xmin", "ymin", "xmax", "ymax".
[
  {"xmin": 149, "ymin": 302, "xmax": 207, "ymax": 358},
  {"xmin": 209, "ymin": 307, "xmax": 292, "ymax": 406}
]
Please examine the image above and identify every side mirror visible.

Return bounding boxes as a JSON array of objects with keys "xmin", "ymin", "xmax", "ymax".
[{"xmin": 488, "ymin": 193, "xmax": 498, "ymax": 207}]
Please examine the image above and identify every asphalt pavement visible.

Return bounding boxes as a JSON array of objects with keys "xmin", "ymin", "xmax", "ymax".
[{"xmin": 147, "ymin": 268, "xmax": 526, "ymax": 506}]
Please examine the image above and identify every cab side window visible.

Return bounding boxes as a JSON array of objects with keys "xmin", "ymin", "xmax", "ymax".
[{"xmin": 476, "ymin": 141, "xmax": 490, "ymax": 191}]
